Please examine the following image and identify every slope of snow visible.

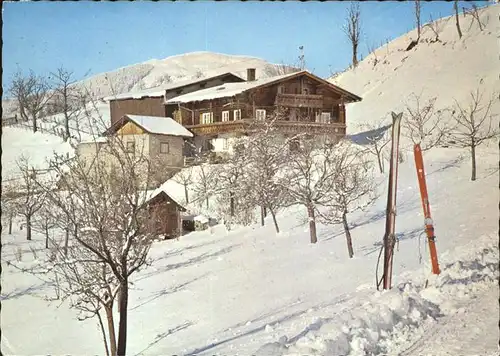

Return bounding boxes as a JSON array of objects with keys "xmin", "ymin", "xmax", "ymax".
[
  {"xmin": 1, "ymin": 127, "xmax": 74, "ymax": 181},
  {"xmin": 1, "ymin": 145, "xmax": 498, "ymax": 355},
  {"xmin": 332, "ymin": 4, "xmax": 500, "ymax": 134}
]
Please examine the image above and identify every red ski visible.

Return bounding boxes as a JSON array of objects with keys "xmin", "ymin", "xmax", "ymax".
[{"xmin": 413, "ymin": 144, "xmax": 440, "ymax": 275}]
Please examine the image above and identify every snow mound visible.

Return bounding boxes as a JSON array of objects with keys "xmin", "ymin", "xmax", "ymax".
[{"xmin": 257, "ymin": 233, "xmax": 498, "ymax": 356}]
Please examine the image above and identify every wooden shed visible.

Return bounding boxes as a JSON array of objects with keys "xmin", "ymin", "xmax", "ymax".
[{"xmin": 146, "ymin": 190, "xmax": 186, "ymax": 239}]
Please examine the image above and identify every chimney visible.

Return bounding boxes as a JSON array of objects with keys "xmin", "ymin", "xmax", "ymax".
[{"xmin": 247, "ymin": 68, "xmax": 256, "ymax": 82}]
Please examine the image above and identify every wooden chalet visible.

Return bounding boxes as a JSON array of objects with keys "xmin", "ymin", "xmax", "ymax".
[
  {"xmin": 107, "ymin": 72, "xmax": 245, "ymax": 126},
  {"xmin": 164, "ymin": 69, "xmax": 362, "ymax": 152}
]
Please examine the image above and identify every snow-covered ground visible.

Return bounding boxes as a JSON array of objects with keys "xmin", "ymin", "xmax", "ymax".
[
  {"xmin": 2, "ymin": 4, "xmax": 499, "ymax": 355},
  {"xmin": 2, "ymin": 145, "xmax": 498, "ymax": 355}
]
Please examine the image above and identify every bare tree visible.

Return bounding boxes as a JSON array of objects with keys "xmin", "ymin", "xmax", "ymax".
[
  {"xmin": 15, "ymin": 156, "xmax": 46, "ymax": 240},
  {"xmin": 32, "ymin": 202, "xmax": 58, "ymax": 249},
  {"xmin": 402, "ymin": 93, "xmax": 448, "ymax": 151},
  {"xmin": 9, "ymin": 70, "xmax": 53, "ymax": 132},
  {"xmin": 424, "ymin": 14, "xmax": 445, "ymax": 43},
  {"xmin": 239, "ymin": 118, "xmax": 296, "ymax": 233},
  {"xmin": 448, "ymin": 89, "xmax": 498, "ymax": 181},
  {"xmin": 27, "ymin": 120, "xmax": 169, "ymax": 355},
  {"xmin": 464, "ymin": 4, "xmax": 485, "ymax": 31},
  {"xmin": 192, "ymin": 163, "xmax": 219, "ymax": 211},
  {"xmin": 50, "ymin": 67, "xmax": 86, "ymax": 141},
  {"xmin": 318, "ymin": 142, "xmax": 377, "ymax": 257},
  {"xmin": 172, "ymin": 168, "xmax": 193, "ymax": 204},
  {"xmin": 211, "ymin": 146, "xmax": 256, "ymax": 229},
  {"xmin": 281, "ymin": 137, "xmax": 339, "ymax": 244},
  {"xmin": 415, "ymin": 0, "xmax": 422, "ymax": 42},
  {"xmin": 357, "ymin": 119, "xmax": 391, "ymax": 173},
  {"xmin": 1, "ymin": 182, "xmax": 19, "ymax": 235},
  {"xmin": 454, "ymin": 0, "xmax": 463, "ymax": 39},
  {"xmin": 343, "ymin": 3, "xmax": 362, "ymax": 68}
]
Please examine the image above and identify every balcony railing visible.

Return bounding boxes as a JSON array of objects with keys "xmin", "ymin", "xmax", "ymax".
[
  {"xmin": 186, "ymin": 119, "xmax": 345, "ymax": 136},
  {"xmin": 275, "ymin": 93, "xmax": 324, "ymax": 109}
]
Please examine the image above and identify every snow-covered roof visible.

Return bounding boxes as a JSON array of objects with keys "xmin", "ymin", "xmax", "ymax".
[
  {"xmin": 165, "ymin": 70, "xmax": 362, "ymax": 104},
  {"xmin": 124, "ymin": 115, "xmax": 194, "ymax": 137},
  {"xmin": 104, "ymin": 72, "xmax": 244, "ymax": 101},
  {"xmin": 166, "ymin": 71, "xmax": 302, "ymax": 104}
]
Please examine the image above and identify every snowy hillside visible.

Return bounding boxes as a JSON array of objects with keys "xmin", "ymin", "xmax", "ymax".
[{"xmin": 331, "ymin": 4, "xmax": 500, "ymax": 134}]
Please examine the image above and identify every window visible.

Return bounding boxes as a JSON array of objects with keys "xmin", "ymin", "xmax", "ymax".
[
  {"xmin": 233, "ymin": 109, "xmax": 241, "ymax": 121},
  {"xmin": 317, "ymin": 112, "xmax": 331, "ymax": 124},
  {"xmin": 222, "ymin": 138, "xmax": 229, "ymax": 150},
  {"xmin": 126, "ymin": 141, "xmax": 135, "ymax": 153},
  {"xmin": 222, "ymin": 110, "xmax": 230, "ymax": 122},
  {"xmin": 303, "ymin": 88, "xmax": 309, "ymax": 95},
  {"xmin": 160, "ymin": 142, "xmax": 170, "ymax": 154},
  {"xmin": 201, "ymin": 112, "xmax": 213, "ymax": 124},
  {"xmin": 255, "ymin": 109, "xmax": 266, "ymax": 121},
  {"xmin": 278, "ymin": 85, "xmax": 286, "ymax": 94}
]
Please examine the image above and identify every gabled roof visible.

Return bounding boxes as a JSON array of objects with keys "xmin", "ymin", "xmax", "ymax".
[
  {"xmin": 104, "ymin": 72, "xmax": 245, "ymax": 101},
  {"xmin": 145, "ymin": 190, "xmax": 186, "ymax": 212},
  {"xmin": 104, "ymin": 114, "xmax": 194, "ymax": 138},
  {"xmin": 165, "ymin": 70, "xmax": 362, "ymax": 104}
]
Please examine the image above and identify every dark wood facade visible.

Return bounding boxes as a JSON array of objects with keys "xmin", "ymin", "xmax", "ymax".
[
  {"xmin": 110, "ymin": 97, "xmax": 166, "ymax": 126},
  {"xmin": 109, "ymin": 73, "xmax": 245, "ymax": 125},
  {"xmin": 166, "ymin": 72, "xmax": 360, "ymax": 138},
  {"xmin": 147, "ymin": 191, "xmax": 186, "ymax": 239}
]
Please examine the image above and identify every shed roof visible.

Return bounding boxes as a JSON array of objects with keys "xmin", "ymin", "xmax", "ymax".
[
  {"xmin": 104, "ymin": 114, "xmax": 194, "ymax": 138},
  {"xmin": 165, "ymin": 70, "xmax": 362, "ymax": 104},
  {"xmin": 145, "ymin": 190, "xmax": 186, "ymax": 212}
]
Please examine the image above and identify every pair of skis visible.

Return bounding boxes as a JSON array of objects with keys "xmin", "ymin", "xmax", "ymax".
[{"xmin": 377, "ymin": 112, "xmax": 440, "ymax": 291}]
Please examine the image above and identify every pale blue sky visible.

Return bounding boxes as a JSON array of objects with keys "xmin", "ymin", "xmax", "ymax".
[{"xmin": 2, "ymin": 1, "xmax": 484, "ymax": 89}]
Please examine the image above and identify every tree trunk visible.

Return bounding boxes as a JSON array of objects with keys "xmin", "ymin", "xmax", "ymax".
[
  {"xmin": 116, "ymin": 281, "xmax": 129, "ymax": 356},
  {"xmin": 8, "ymin": 213, "xmax": 13, "ymax": 235},
  {"xmin": 307, "ymin": 204, "xmax": 317, "ymax": 244},
  {"xmin": 45, "ymin": 225, "xmax": 49, "ymax": 249},
  {"xmin": 26, "ymin": 214, "xmax": 32, "ymax": 240},
  {"xmin": 377, "ymin": 152, "xmax": 384, "ymax": 173},
  {"xmin": 454, "ymin": 0, "xmax": 463, "ymax": 39},
  {"xmin": 471, "ymin": 144, "xmax": 477, "ymax": 181},
  {"xmin": 415, "ymin": 0, "xmax": 421, "ymax": 42},
  {"xmin": 352, "ymin": 44, "xmax": 358, "ymax": 68},
  {"xmin": 269, "ymin": 208, "xmax": 280, "ymax": 234},
  {"xmin": 96, "ymin": 309, "xmax": 110, "ymax": 356},
  {"xmin": 205, "ymin": 197, "xmax": 209, "ymax": 209},
  {"xmin": 64, "ymin": 228, "xmax": 69, "ymax": 256},
  {"xmin": 184, "ymin": 184, "xmax": 189, "ymax": 204},
  {"xmin": 64, "ymin": 112, "xmax": 70, "ymax": 142},
  {"xmin": 260, "ymin": 206, "xmax": 265, "ymax": 226},
  {"xmin": 342, "ymin": 211, "xmax": 354, "ymax": 258},
  {"xmin": 105, "ymin": 305, "xmax": 117, "ymax": 356},
  {"xmin": 229, "ymin": 190, "xmax": 235, "ymax": 217},
  {"xmin": 32, "ymin": 116, "xmax": 37, "ymax": 133}
]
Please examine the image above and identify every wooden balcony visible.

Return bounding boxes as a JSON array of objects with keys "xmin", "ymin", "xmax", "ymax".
[
  {"xmin": 275, "ymin": 93, "xmax": 324, "ymax": 109},
  {"xmin": 186, "ymin": 119, "xmax": 345, "ymax": 136}
]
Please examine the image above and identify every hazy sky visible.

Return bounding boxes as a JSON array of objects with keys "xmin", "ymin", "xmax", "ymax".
[{"xmin": 3, "ymin": 1, "xmax": 484, "ymax": 88}]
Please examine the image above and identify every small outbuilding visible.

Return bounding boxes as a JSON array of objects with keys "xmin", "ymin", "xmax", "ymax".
[{"xmin": 146, "ymin": 190, "xmax": 186, "ymax": 239}]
